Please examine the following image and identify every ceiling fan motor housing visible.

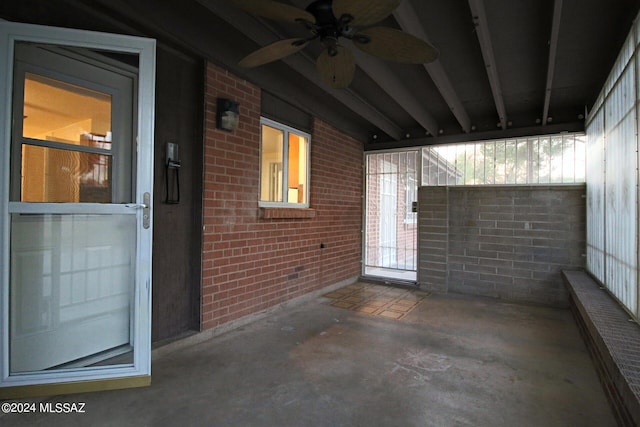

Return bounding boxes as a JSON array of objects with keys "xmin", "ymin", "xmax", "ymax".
[
  {"xmin": 306, "ymin": 0, "xmax": 338, "ymax": 26},
  {"xmin": 305, "ymin": 0, "xmax": 357, "ymax": 41}
]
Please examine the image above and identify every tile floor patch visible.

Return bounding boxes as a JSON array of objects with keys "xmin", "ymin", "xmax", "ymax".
[{"xmin": 324, "ymin": 282, "xmax": 429, "ymax": 320}]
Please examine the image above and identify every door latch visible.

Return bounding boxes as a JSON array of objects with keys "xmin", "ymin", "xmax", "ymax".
[
  {"xmin": 125, "ymin": 192, "xmax": 151, "ymax": 229},
  {"xmin": 142, "ymin": 192, "xmax": 151, "ymax": 229}
]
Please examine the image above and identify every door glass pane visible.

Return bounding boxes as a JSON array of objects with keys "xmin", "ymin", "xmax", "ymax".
[
  {"xmin": 10, "ymin": 214, "xmax": 135, "ymax": 373},
  {"xmin": 23, "ymin": 72, "xmax": 112, "ymax": 147},
  {"xmin": 21, "ymin": 145, "xmax": 112, "ymax": 203},
  {"xmin": 287, "ymin": 133, "xmax": 307, "ymax": 204}
]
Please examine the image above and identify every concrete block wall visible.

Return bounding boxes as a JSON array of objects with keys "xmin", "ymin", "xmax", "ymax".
[
  {"xmin": 418, "ymin": 185, "xmax": 586, "ymax": 306},
  {"xmin": 201, "ymin": 62, "xmax": 363, "ymax": 330},
  {"xmin": 417, "ymin": 187, "xmax": 448, "ymax": 292}
]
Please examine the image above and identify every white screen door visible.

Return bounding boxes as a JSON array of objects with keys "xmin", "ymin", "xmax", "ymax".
[{"xmin": 0, "ymin": 22, "xmax": 155, "ymax": 397}]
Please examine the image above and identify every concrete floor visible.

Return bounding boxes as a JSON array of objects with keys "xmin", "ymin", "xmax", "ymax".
[{"xmin": 1, "ymin": 282, "xmax": 615, "ymax": 426}]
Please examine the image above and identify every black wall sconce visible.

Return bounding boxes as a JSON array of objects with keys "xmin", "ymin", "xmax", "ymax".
[{"xmin": 216, "ymin": 98, "xmax": 240, "ymax": 132}]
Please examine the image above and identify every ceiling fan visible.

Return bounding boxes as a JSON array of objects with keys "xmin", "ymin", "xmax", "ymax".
[{"xmin": 232, "ymin": 0, "xmax": 439, "ymax": 89}]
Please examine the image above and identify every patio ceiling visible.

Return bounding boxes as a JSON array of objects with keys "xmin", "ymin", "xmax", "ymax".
[{"xmin": 2, "ymin": 0, "xmax": 640, "ymax": 148}]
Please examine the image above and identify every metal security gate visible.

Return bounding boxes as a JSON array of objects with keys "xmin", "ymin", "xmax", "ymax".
[{"xmin": 364, "ymin": 151, "xmax": 419, "ymax": 282}]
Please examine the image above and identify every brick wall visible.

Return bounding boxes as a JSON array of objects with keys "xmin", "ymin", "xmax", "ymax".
[
  {"xmin": 201, "ymin": 62, "xmax": 363, "ymax": 330},
  {"xmin": 418, "ymin": 185, "xmax": 586, "ymax": 306}
]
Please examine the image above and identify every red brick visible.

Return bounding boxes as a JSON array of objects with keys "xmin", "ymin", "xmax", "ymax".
[{"xmin": 201, "ymin": 61, "xmax": 363, "ymax": 330}]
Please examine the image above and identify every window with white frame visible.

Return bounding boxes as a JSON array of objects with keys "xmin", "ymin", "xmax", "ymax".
[{"xmin": 259, "ymin": 118, "xmax": 310, "ymax": 207}]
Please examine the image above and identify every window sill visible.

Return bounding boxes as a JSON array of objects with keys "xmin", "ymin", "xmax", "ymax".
[{"xmin": 260, "ymin": 207, "xmax": 316, "ymax": 219}]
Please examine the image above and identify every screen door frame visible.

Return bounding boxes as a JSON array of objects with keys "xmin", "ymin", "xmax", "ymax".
[{"xmin": 0, "ymin": 21, "xmax": 156, "ymax": 397}]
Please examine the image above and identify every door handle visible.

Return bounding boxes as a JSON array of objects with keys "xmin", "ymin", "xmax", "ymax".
[{"xmin": 126, "ymin": 192, "xmax": 151, "ymax": 229}]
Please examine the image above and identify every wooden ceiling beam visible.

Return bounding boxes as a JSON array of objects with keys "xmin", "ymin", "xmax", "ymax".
[
  {"xmin": 366, "ymin": 121, "xmax": 584, "ymax": 151},
  {"xmin": 543, "ymin": 0, "xmax": 563, "ymax": 126},
  {"xmin": 344, "ymin": 40, "xmax": 439, "ymax": 136},
  {"xmin": 468, "ymin": 0, "xmax": 508, "ymax": 130},
  {"xmin": 394, "ymin": 1, "xmax": 472, "ymax": 133}
]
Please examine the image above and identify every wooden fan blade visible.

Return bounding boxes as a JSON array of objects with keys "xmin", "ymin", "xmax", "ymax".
[
  {"xmin": 239, "ymin": 39, "xmax": 308, "ymax": 68},
  {"xmin": 332, "ymin": 0, "xmax": 401, "ymax": 26},
  {"xmin": 354, "ymin": 27, "xmax": 439, "ymax": 64},
  {"xmin": 231, "ymin": 0, "xmax": 315, "ymax": 24},
  {"xmin": 317, "ymin": 46, "xmax": 356, "ymax": 89}
]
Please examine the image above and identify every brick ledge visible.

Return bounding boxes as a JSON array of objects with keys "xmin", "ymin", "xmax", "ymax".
[
  {"xmin": 562, "ymin": 270, "xmax": 640, "ymax": 427},
  {"xmin": 259, "ymin": 207, "xmax": 317, "ymax": 219}
]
